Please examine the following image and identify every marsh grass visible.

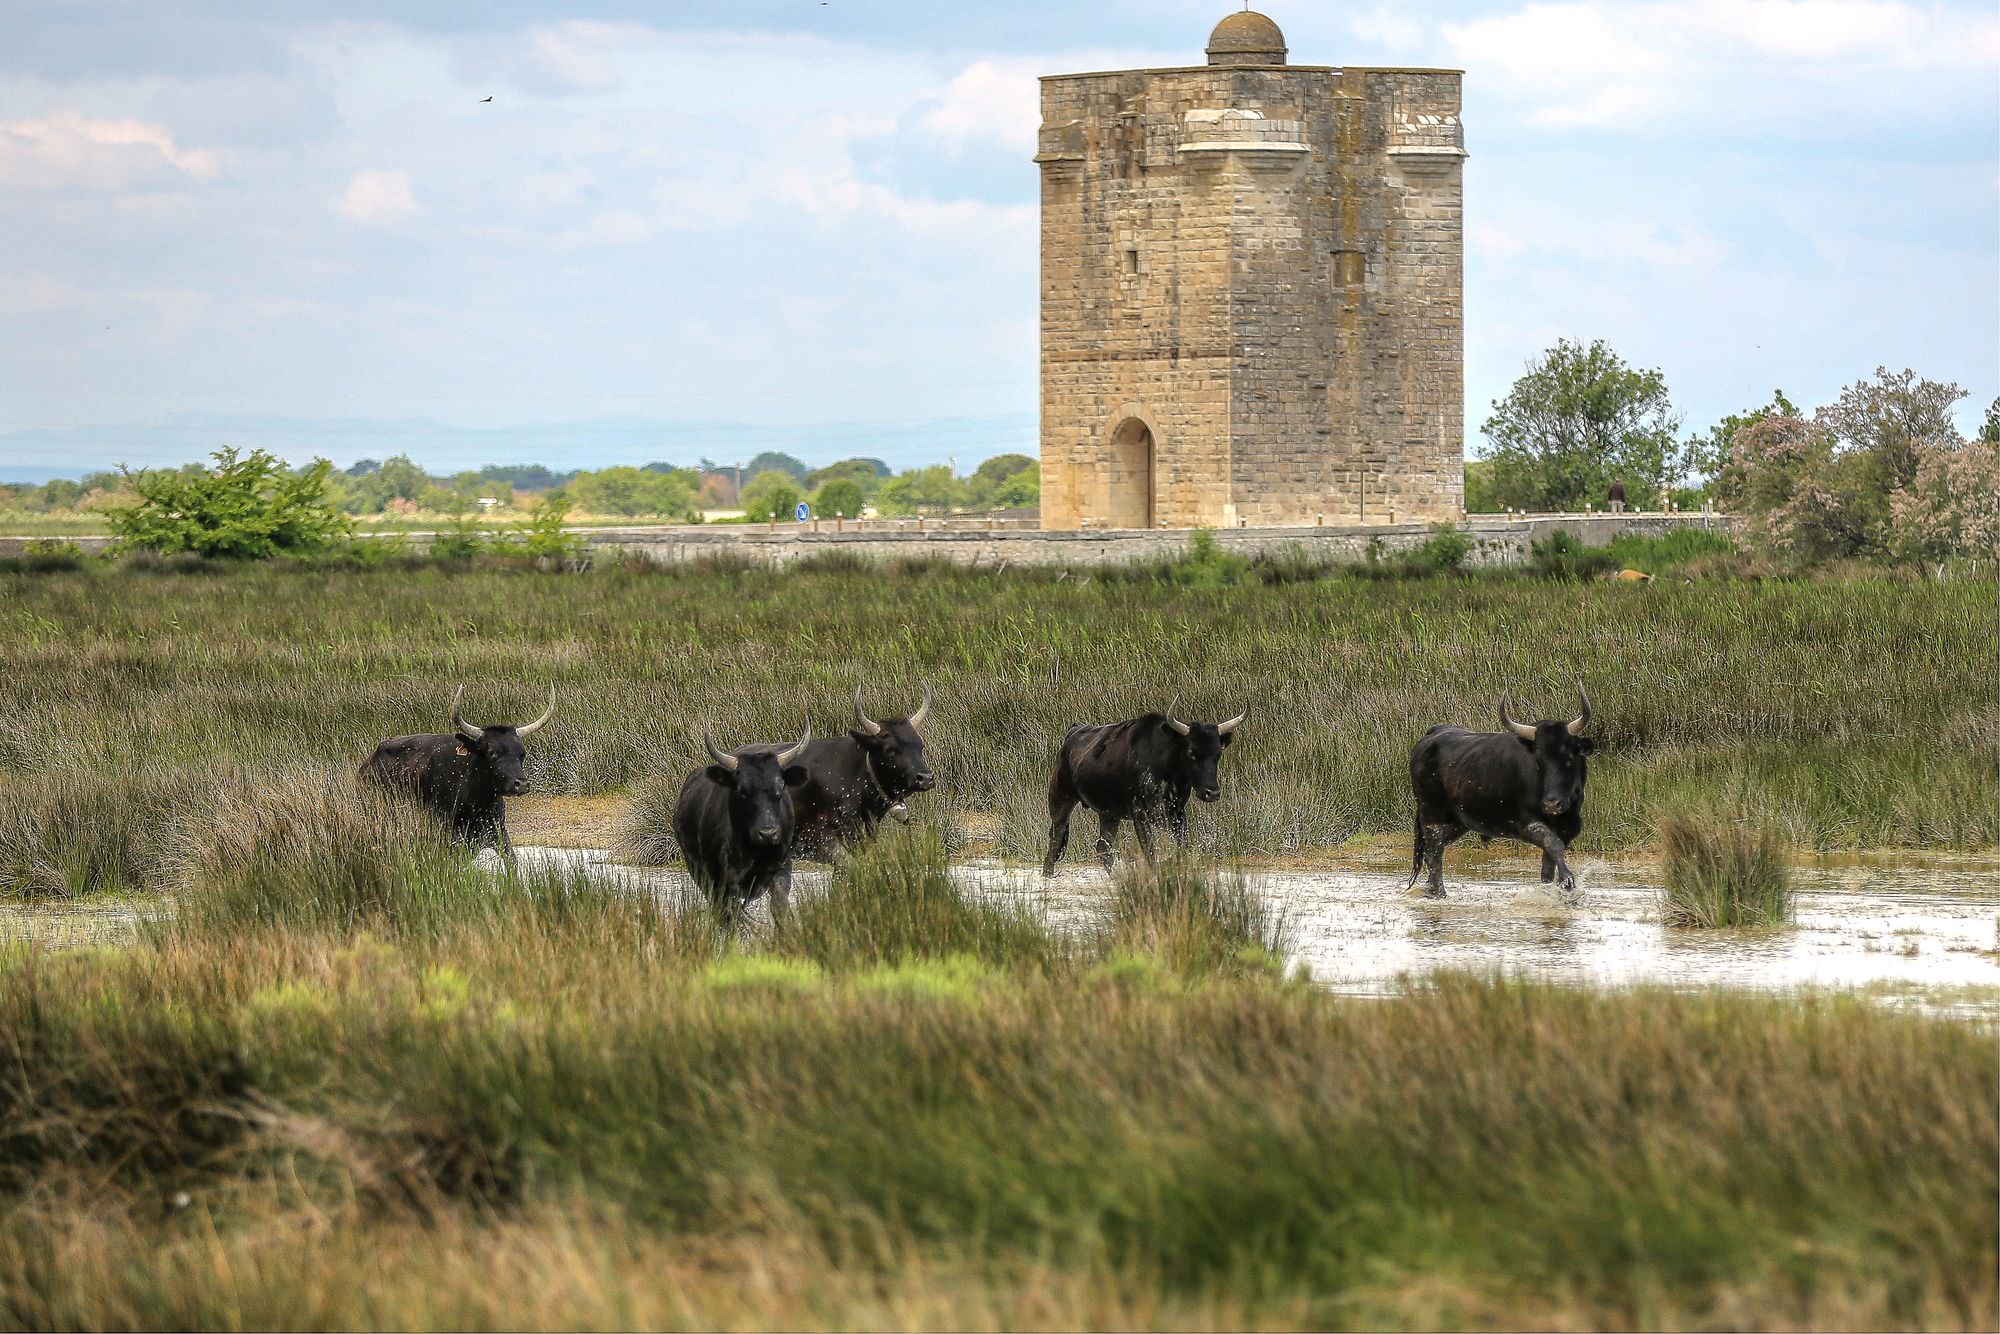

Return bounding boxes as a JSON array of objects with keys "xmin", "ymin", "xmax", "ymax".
[
  {"xmin": 1659, "ymin": 805, "xmax": 1795, "ymax": 927},
  {"xmin": 774, "ymin": 824, "xmax": 1064, "ymax": 971},
  {"xmin": 2, "ymin": 558, "xmax": 1990, "ymax": 867},
  {"xmin": 0, "ymin": 935, "xmax": 1986, "ymax": 1330},
  {"xmin": 1106, "ymin": 851, "xmax": 1290, "ymax": 980}
]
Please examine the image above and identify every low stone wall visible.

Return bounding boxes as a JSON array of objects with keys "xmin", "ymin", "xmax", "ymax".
[
  {"xmin": 0, "ymin": 513, "xmax": 1732, "ymax": 567},
  {"xmin": 590, "ymin": 512, "xmax": 1729, "ymax": 569}
]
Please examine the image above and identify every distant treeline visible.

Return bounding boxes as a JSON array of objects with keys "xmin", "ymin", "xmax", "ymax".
[{"xmin": 1, "ymin": 449, "xmax": 1040, "ymax": 522}]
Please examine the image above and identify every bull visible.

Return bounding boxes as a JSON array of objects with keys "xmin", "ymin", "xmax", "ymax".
[
  {"xmin": 1042, "ymin": 710, "xmax": 1245, "ymax": 874},
  {"xmin": 672, "ymin": 729, "xmax": 813, "ymax": 920},
  {"xmin": 742, "ymin": 686, "xmax": 936, "ymax": 861},
  {"xmin": 1408, "ymin": 687, "xmax": 1593, "ymax": 901},
  {"xmin": 358, "ymin": 684, "xmax": 555, "ymax": 851}
]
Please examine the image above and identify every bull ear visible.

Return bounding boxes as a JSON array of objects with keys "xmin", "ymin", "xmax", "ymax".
[
  {"xmin": 1574, "ymin": 736, "xmax": 1595, "ymax": 755},
  {"xmin": 704, "ymin": 765, "xmax": 737, "ymax": 787},
  {"xmin": 1218, "ymin": 730, "xmax": 1236, "ymax": 748},
  {"xmin": 782, "ymin": 765, "xmax": 810, "ymax": 787}
]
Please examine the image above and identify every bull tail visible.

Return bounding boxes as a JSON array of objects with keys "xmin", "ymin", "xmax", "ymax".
[{"xmin": 1409, "ymin": 810, "xmax": 1424, "ymax": 887}]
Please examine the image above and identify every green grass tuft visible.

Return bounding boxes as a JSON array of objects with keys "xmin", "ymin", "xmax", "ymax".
[{"xmin": 1659, "ymin": 805, "xmax": 1795, "ymax": 927}]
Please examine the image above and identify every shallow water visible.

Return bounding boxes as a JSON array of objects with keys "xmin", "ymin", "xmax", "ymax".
[
  {"xmin": 499, "ymin": 846, "xmax": 2000, "ymax": 1015},
  {"xmin": 3, "ymin": 850, "xmax": 1992, "ymax": 1016}
]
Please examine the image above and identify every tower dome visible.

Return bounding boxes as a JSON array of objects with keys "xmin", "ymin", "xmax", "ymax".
[{"xmin": 1206, "ymin": 9, "xmax": 1288, "ymax": 66}]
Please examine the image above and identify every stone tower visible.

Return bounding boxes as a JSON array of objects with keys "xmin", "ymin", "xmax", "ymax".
[{"xmin": 1036, "ymin": 10, "xmax": 1465, "ymax": 529}]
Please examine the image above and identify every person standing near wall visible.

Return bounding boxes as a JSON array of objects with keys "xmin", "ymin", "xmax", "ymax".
[{"xmin": 1607, "ymin": 480, "xmax": 1627, "ymax": 513}]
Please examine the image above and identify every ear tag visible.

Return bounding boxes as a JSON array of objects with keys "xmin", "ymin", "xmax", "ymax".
[{"xmin": 454, "ymin": 742, "xmax": 470, "ymax": 757}]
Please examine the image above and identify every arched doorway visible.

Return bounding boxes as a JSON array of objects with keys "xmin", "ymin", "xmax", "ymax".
[{"xmin": 1106, "ymin": 417, "xmax": 1155, "ymax": 529}]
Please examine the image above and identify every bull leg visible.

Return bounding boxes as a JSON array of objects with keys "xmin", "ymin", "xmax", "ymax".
[
  {"xmin": 1166, "ymin": 801, "xmax": 1190, "ymax": 848},
  {"xmin": 1522, "ymin": 822, "xmax": 1579, "ymax": 901},
  {"xmin": 1094, "ymin": 814, "xmax": 1122, "ymax": 871},
  {"xmin": 767, "ymin": 868, "xmax": 794, "ymax": 920},
  {"xmin": 1132, "ymin": 818, "xmax": 1158, "ymax": 867},
  {"xmin": 1540, "ymin": 850, "xmax": 1556, "ymax": 883},
  {"xmin": 494, "ymin": 806, "xmax": 515, "ymax": 860},
  {"xmin": 1043, "ymin": 773, "xmax": 1079, "ymax": 876},
  {"xmin": 1416, "ymin": 822, "xmax": 1464, "ymax": 899}
]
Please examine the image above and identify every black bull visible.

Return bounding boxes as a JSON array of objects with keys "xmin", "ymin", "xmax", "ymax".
[
  {"xmin": 1043, "ymin": 710, "xmax": 1244, "ymax": 874},
  {"xmin": 672, "ymin": 730, "xmax": 813, "ymax": 919},
  {"xmin": 738, "ymin": 687, "xmax": 936, "ymax": 862},
  {"xmin": 1408, "ymin": 689, "xmax": 1594, "ymax": 901},
  {"xmin": 358, "ymin": 685, "xmax": 555, "ymax": 850}
]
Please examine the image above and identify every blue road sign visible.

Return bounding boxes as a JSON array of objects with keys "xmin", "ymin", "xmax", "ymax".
[{"xmin": 795, "ymin": 502, "xmax": 811, "ymax": 522}]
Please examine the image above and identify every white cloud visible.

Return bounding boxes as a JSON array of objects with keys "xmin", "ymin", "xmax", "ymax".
[
  {"xmin": 1350, "ymin": 8, "xmax": 1429, "ymax": 53},
  {"xmin": 0, "ymin": 109, "xmax": 218, "ymax": 190},
  {"xmin": 1445, "ymin": 0, "xmax": 2000, "ymax": 128},
  {"xmin": 338, "ymin": 168, "xmax": 415, "ymax": 223},
  {"xmin": 918, "ymin": 58, "xmax": 1043, "ymax": 154}
]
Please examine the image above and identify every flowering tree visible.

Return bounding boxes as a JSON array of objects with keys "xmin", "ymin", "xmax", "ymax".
[{"xmin": 1717, "ymin": 370, "xmax": 1992, "ymax": 564}]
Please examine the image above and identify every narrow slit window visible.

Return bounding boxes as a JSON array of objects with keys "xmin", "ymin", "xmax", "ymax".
[{"xmin": 1124, "ymin": 248, "xmax": 1140, "ymax": 276}]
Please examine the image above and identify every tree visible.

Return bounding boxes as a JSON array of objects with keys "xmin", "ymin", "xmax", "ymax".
[
  {"xmin": 966, "ymin": 453, "xmax": 1037, "ymax": 508},
  {"xmin": 742, "ymin": 451, "xmax": 808, "ymax": 483},
  {"xmin": 479, "ymin": 464, "xmax": 571, "ymax": 492},
  {"xmin": 1478, "ymin": 338, "xmax": 1687, "ymax": 512},
  {"xmin": 110, "ymin": 447, "xmax": 350, "ymax": 559},
  {"xmin": 875, "ymin": 465, "xmax": 966, "ymax": 516},
  {"xmin": 807, "ymin": 457, "xmax": 891, "ymax": 492},
  {"xmin": 812, "ymin": 477, "xmax": 867, "ymax": 519},
  {"xmin": 1815, "ymin": 366, "xmax": 1965, "ymax": 499},
  {"xmin": 568, "ymin": 465, "xmax": 698, "ymax": 518},
  {"xmin": 1715, "ymin": 368, "xmax": 1981, "ymax": 564},
  {"xmin": 991, "ymin": 461, "xmax": 1039, "ymax": 509},
  {"xmin": 740, "ymin": 470, "xmax": 804, "ymax": 523},
  {"xmin": 1687, "ymin": 390, "xmax": 1798, "ymax": 485}
]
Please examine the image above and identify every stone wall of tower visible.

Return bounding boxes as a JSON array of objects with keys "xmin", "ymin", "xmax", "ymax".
[{"xmin": 1038, "ymin": 58, "xmax": 1465, "ymax": 530}]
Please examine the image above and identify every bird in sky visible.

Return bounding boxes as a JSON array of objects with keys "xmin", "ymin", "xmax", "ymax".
[{"xmin": 479, "ymin": 95, "xmax": 493, "ymax": 103}]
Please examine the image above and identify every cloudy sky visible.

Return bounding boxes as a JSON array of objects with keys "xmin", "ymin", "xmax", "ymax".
[{"xmin": 1, "ymin": 0, "xmax": 1994, "ymax": 480}]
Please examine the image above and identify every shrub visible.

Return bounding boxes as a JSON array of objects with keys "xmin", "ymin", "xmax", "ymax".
[
  {"xmin": 1529, "ymin": 528, "xmax": 1618, "ymax": 580},
  {"xmin": 741, "ymin": 472, "xmax": 804, "ymax": 524},
  {"xmin": 430, "ymin": 512, "xmax": 492, "ymax": 560},
  {"xmin": 1412, "ymin": 522, "xmax": 1472, "ymax": 573},
  {"xmin": 1659, "ymin": 806, "xmax": 1793, "ymax": 927},
  {"xmin": 1167, "ymin": 527, "xmax": 1252, "ymax": 588},
  {"xmin": 509, "ymin": 496, "xmax": 588, "ymax": 564},
  {"xmin": 7, "ymin": 539, "xmax": 89, "ymax": 573},
  {"xmin": 810, "ymin": 477, "xmax": 867, "ymax": 521},
  {"xmin": 109, "ymin": 448, "xmax": 350, "ymax": 559}
]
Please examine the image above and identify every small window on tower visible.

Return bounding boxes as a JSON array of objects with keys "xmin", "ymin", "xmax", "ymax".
[{"xmin": 1125, "ymin": 248, "xmax": 1140, "ymax": 276}]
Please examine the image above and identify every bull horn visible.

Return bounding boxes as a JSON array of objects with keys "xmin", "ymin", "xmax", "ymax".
[
  {"xmin": 1499, "ymin": 696, "xmax": 1537, "ymax": 741},
  {"xmin": 450, "ymin": 685, "xmax": 483, "ymax": 742},
  {"xmin": 777, "ymin": 728, "xmax": 813, "ymax": 767},
  {"xmin": 1567, "ymin": 684, "xmax": 1592, "ymax": 736},
  {"xmin": 703, "ymin": 732, "xmax": 739, "ymax": 772},
  {"xmin": 908, "ymin": 684, "xmax": 932, "ymax": 731},
  {"xmin": 515, "ymin": 685, "xmax": 556, "ymax": 737},
  {"xmin": 1164, "ymin": 715, "xmax": 1191, "ymax": 736},
  {"xmin": 852, "ymin": 686, "xmax": 883, "ymax": 737},
  {"xmin": 1217, "ymin": 708, "xmax": 1246, "ymax": 736}
]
